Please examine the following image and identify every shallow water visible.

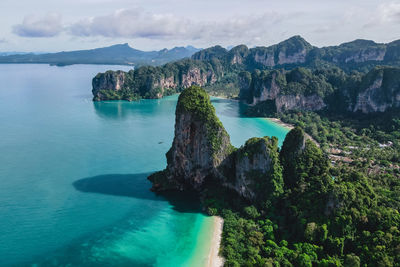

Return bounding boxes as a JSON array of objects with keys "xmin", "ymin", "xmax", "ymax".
[{"xmin": 0, "ymin": 64, "xmax": 288, "ymax": 266}]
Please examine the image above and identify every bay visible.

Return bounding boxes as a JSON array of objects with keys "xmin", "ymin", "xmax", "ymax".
[{"xmin": 0, "ymin": 64, "xmax": 288, "ymax": 266}]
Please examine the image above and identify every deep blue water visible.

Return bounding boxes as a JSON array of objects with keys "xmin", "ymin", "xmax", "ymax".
[{"xmin": 0, "ymin": 64, "xmax": 288, "ymax": 266}]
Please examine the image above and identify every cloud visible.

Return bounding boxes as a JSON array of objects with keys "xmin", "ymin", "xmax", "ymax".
[
  {"xmin": 69, "ymin": 8, "xmax": 190, "ymax": 38},
  {"xmin": 68, "ymin": 8, "xmax": 285, "ymax": 43},
  {"xmin": 381, "ymin": 2, "xmax": 400, "ymax": 23},
  {"xmin": 0, "ymin": 38, "xmax": 7, "ymax": 43},
  {"xmin": 363, "ymin": 2, "xmax": 400, "ymax": 28},
  {"xmin": 13, "ymin": 13, "xmax": 63, "ymax": 37}
]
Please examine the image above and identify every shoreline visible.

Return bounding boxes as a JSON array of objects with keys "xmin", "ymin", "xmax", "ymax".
[
  {"xmin": 206, "ymin": 216, "xmax": 224, "ymax": 267},
  {"xmin": 266, "ymin": 117, "xmax": 294, "ymax": 130}
]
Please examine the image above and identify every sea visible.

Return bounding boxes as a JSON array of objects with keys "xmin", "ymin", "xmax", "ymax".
[{"xmin": 0, "ymin": 64, "xmax": 288, "ymax": 266}]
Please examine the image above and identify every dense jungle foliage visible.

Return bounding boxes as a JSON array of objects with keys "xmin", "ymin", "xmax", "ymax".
[{"xmin": 203, "ymin": 125, "xmax": 400, "ymax": 266}]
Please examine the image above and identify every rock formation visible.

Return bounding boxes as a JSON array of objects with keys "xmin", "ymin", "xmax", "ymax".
[
  {"xmin": 92, "ymin": 71, "xmax": 127, "ymax": 101},
  {"xmin": 240, "ymin": 66, "xmax": 400, "ymax": 114},
  {"xmin": 148, "ymin": 86, "xmax": 284, "ymax": 202},
  {"xmin": 239, "ymin": 68, "xmax": 329, "ymax": 113},
  {"xmin": 352, "ymin": 67, "xmax": 400, "ymax": 113},
  {"xmin": 231, "ymin": 137, "xmax": 283, "ymax": 201},
  {"xmin": 92, "ymin": 35, "xmax": 400, "ymax": 114},
  {"xmin": 92, "ymin": 61, "xmax": 217, "ymax": 101},
  {"xmin": 149, "ymin": 86, "xmax": 233, "ymax": 191}
]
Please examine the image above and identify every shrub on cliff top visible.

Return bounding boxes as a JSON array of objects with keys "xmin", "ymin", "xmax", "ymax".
[{"xmin": 176, "ymin": 85, "xmax": 231, "ymax": 156}]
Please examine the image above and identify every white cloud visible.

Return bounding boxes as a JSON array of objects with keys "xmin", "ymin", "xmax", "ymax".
[
  {"xmin": 381, "ymin": 2, "xmax": 400, "ymax": 23},
  {"xmin": 13, "ymin": 13, "xmax": 63, "ymax": 37},
  {"xmin": 69, "ymin": 8, "xmax": 190, "ymax": 38},
  {"xmin": 66, "ymin": 7, "xmax": 289, "ymax": 47},
  {"xmin": 6, "ymin": 1, "xmax": 400, "ymax": 51}
]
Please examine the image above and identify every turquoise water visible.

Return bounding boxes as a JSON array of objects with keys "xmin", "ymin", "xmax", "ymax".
[{"xmin": 0, "ymin": 64, "xmax": 288, "ymax": 266}]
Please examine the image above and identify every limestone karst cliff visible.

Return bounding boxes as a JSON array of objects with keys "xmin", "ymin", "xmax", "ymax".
[
  {"xmin": 92, "ymin": 60, "xmax": 218, "ymax": 101},
  {"xmin": 92, "ymin": 70, "xmax": 127, "ymax": 101},
  {"xmin": 240, "ymin": 66, "xmax": 400, "ymax": 115},
  {"xmin": 352, "ymin": 67, "xmax": 400, "ymax": 113},
  {"xmin": 148, "ymin": 86, "xmax": 233, "ymax": 191},
  {"xmin": 149, "ymin": 86, "xmax": 291, "ymax": 203},
  {"xmin": 92, "ymin": 36, "xmax": 400, "ymax": 115}
]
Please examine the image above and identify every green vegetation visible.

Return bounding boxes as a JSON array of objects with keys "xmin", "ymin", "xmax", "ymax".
[
  {"xmin": 176, "ymin": 86, "xmax": 231, "ymax": 156},
  {"xmin": 236, "ymin": 136, "xmax": 284, "ymax": 207},
  {"xmin": 93, "ymin": 36, "xmax": 400, "ymax": 102},
  {"xmin": 203, "ymin": 125, "xmax": 400, "ymax": 266},
  {"xmin": 98, "ymin": 89, "xmax": 140, "ymax": 101}
]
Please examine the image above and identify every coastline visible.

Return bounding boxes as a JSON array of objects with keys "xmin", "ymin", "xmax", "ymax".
[
  {"xmin": 266, "ymin": 117, "xmax": 294, "ymax": 130},
  {"xmin": 206, "ymin": 216, "xmax": 224, "ymax": 267}
]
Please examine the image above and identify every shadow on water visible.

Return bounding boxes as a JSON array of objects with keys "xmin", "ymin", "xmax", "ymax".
[{"xmin": 73, "ymin": 173, "xmax": 204, "ymax": 214}]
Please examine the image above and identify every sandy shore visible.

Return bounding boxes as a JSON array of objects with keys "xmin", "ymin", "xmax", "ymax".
[
  {"xmin": 206, "ymin": 216, "xmax": 224, "ymax": 267},
  {"xmin": 266, "ymin": 117, "xmax": 294, "ymax": 130}
]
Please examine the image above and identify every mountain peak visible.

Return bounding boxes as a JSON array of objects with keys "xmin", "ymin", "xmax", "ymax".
[{"xmin": 278, "ymin": 35, "xmax": 312, "ymax": 47}]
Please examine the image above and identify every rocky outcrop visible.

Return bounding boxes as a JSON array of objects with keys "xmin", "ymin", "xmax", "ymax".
[
  {"xmin": 253, "ymin": 50, "xmax": 275, "ymax": 67},
  {"xmin": 181, "ymin": 68, "xmax": 216, "ymax": 88},
  {"xmin": 353, "ymin": 77, "xmax": 384, "ymax": 113},
  {"xmin": 240, "ymin": 68, "xmax": 328, "ymax": 113},
  {"xmin": 92, "ymin": 71, "xmax": 127, "ymax": 101},
  {"xmin": 353, "ymin": 67, "xmax": 400, "ymax": 113},
  {"xmin": 153, "ymin": 76, "xmax": 177, "ymax": 90},
  {"xmin": 149, "ymin": 86, "xmax": 233, "ymax": 191},
  {"xmin": 240, "ymin": 66, "xmax": 400, "ymax": 115},
  {"xmin": 148, "ymin": 86, "xmax": 283, "ymax": 202},
  {"xmin": 245, "ymin": 36, "xmax": 313, "ymax": 68},
  {"xmin": 92, "ymin": 64, "xmax": 217, "ymax": 101},
  {"xmin": 229, "ymin": 45, "xmax": 249, "ymax": 65},
  {"xmin": 344, "ymin": 48, "xmax": 385, "ymax": 63},
  {"xmin": 275, "ymin": 94, "xmax": 326, "ymax": 112},
  {"xmin": 252, "ymin": 72, "xmax": 281, "ymax": 104},
  {"xmin": 277, "ymin": 48, "xmax": 308, "ymax": 65},
  {"xmin": 231, "ymin": 137, "xmax": 282, "ymax": 200}
]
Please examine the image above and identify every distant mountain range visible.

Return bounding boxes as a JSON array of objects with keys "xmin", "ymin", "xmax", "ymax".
[
  {"xmin": 0, "ymin": 52, "xmax": 39, "ymax": 56},
  {"xmin": 0, "ymin": 44, "xmax": 200, "ymax": 66}
]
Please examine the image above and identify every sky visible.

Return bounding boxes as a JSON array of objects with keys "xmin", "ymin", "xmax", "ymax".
[{"xmin": 0, "ymin": 0, "xmax": 399, "ymax": 52}]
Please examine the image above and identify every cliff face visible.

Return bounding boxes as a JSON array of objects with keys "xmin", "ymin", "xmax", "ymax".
[
  {"xmin": 240, "ymin": 66, "xmax": 400, "ymax": 114},
  {"xmin": 149, "ymin": 86, "xmax": 233, "ymax": 191},
  {"xmin": 181, "ymin": 68, "xmax": 216, "ymax": 88},
  {"xmin": 275, "ymin": 94, "xmax": 326, "ymax": 112},
  {"xmin": 92, "ymin": 71, "xmax": 127, "ymax": 101},
  {"xmin": 239, "ymin": 36, "xmax": 313, "ymax": 68},
  {"xmin": 187, "ymin": 36, "xmax": 400, "ymax": 71},
  {"xmin": 232, "ymin": 137, "xmax": 282, "ymax": 201},
  {"xmin": 92, "ymin": 64, "xmax": 217, "ymax": 101},
  {"xmin": 149, "ymin": 86, "xmax": 284, "ymax": 203},
  {"xmin": 353, "ymin": 67, "xmax": 400, "ymax": 113},
  {"xmin": 240, "ymin": 68, "xmax": 328, "ymax": 113},
  {"xmin": 326, "ymin": 40, "xmax": 387, "ymax": 64},
  {"xmin": 92, "ymin": 36, "xmax": 400, "ymax": 115},
  {"xmin": 251, "ymin": 72, "xmax": 281, "ymax": 104}
]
